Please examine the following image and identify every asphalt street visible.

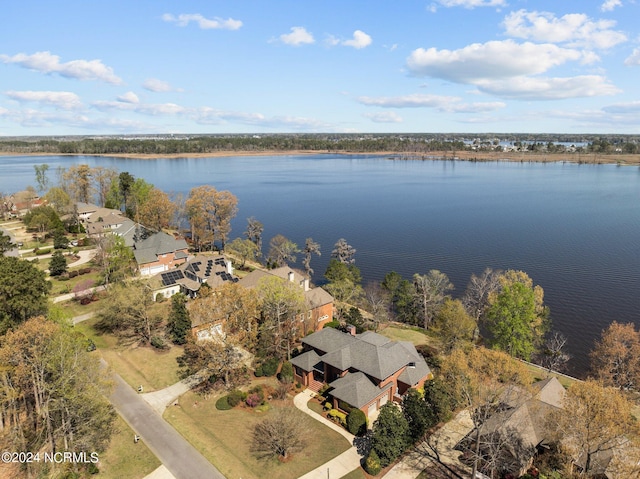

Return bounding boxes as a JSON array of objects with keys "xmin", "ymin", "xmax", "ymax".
[{"xmin": 109, "ymin": 372, "xmax": 225, "ymax": 479}]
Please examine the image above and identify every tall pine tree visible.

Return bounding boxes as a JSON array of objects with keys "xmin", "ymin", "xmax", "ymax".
[{"xmin": 168, "ymin": 293, "xmax": 191, "ymax": 344}]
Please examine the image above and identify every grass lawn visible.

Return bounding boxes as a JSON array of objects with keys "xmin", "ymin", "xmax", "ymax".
[
  {"xmin": 56, "ymin": 297, "xmax": 103, "ymax": 319},
  {"xmin": 98, "ymin": 414, "xmax": 160, "ymax": 479},
  {"xmin": 74, "ymin": 316, "xmax": 184, "ymax": 391},
  {"xmin": 523, "ymin": 362, "xmax": 577, "ymax": 389},
  {"xmin": 46, "ymin": 268, "xmax": 101, "ymax": 296},
  {"xmin": 378, "ymin": 324, "xmax": 441, "ymax": 349},
  {"xmin": 164, "ymin": 389, "xmax": 352, "ymax": 479},
  {"xmin": 340, "ymin": 468, "xmax": 367, "ymax": 479}
]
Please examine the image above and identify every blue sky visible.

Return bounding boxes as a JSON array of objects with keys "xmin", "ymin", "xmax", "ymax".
[{"xmin": 1, "ymin": 0, "xmax": 639, "ymax": 135}]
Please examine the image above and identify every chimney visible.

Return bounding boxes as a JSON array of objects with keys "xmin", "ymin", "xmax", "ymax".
[
  {"xmin": 225, "ymin": 259, "xmax": 233, "ymax": 275},
  {"xmin": 300, "ymin": 278, "xmax": 310, "ymax": 291},
  {"xmin": 288, "ymin": 271, "xmax": 294, "ymax": 282},
  {"xmin": 346, "ymin": 324, "xmax": 356, "ymax": 336}
]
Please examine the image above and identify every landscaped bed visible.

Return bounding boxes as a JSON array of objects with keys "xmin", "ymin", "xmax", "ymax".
[{"xmin": 164, "ymin": 388, "xmax": 352, "ymax": 479}]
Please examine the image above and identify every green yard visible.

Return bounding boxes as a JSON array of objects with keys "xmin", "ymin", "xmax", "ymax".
[
  {"xmin": 97, "ymin": 415, "xmax": 160, "ymax": 479},
  {"xmin": 378, "ymin": 323, "xmax": 441, "ymax": 349},
  {"xmin": 74, "ymin": 316, "xmax": 184, "ymax": 392},
  {"xmin": 164, "ymin": 389, "xmax": 352, "ymax": 479}
]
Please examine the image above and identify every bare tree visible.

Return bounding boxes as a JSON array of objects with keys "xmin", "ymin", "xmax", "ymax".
[
  {"xmin": 245, "ymin": 216, "xmax": 264, "ymax": 257},
  {"xmin": 537, "ymin": 331, "xmax": 571, "ymax": 373},
  {"xmin": 302, "ymin": 237, "xmax": 321, "ymax": 277},
  {"xmin": 267, "ymin": 234, "xmax": 299, "ymax": 267},
  {"xmin": 413, "ymin": 270, "xmax": 453, "ymax": 329},
  {"xmin": 462, "ymin": 268, "xmax": 502, "ymax": 323},
  {"xmin": 252, "ymin": 408, "xmax": 308, "ymax": 459},
  {"xmin": 364, "ymin": 282, "xmax": 390, "ymax": 331},
  {"xmin": 331, "ymin": 238, "xmax": 356, "ymax": 264}
]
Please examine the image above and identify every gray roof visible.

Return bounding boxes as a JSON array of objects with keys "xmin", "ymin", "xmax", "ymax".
[
  {"xmin": 302, "ymin": 328, "xmax": 357, "ymax": 354},
  {"xmin": 290, "ymin": 350, "xmax": 322, "ymax": 371},
  {"xmin": 305, "ymin": 287, "xmax": 333, "ymax": 309},
  {"xmin": 329, "ymin": 372, "xmax": 392, "ymax": 409},
  {"xmin": 303, "ymin": 328, "xmax": 431, "ymax": 381},
  {"xmin": 133, "ymin": 231, "xmax": 188, "ymax": 265}
]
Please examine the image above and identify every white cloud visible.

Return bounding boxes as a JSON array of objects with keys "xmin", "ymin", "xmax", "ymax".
[
  {"xmin": 363, "ymin": 111, "xmax": 403, "ymax": 123},
  {"xmin": 5, "ymin": 90, "xmax": 82, "ymax": 110},
  {"xmin": 601, "ymin": 0, "xmax": 622, "ymax": 12},
  {"xmin": 503, "ymin": 10, "xmax": 627, "ymax": 49},
  {"xmin": 0, "ymin": 51, "xmax": 122, "ymax": 84},
  {"xmin": 475, "ymin": 75, "xmax": 620, "ymax": 99},
  {"xmin": 624, "ymin": 48, "xmax": 640, "ymax": 65},
  {"xmin": 342, "ymin": 30, "xmax": 373, "ymax": 49},
  {"xmin": 162, "ymin": 13, "xmax": 242, "ymax": 30},
  {"xmin": 117, "ymin": 92, "xmax": 139, "ymax": 104},
  {"xmin": 142, "ymin": 78, "xmax": 178, "ymax": 92},
  {"xmin": 357, "ymin": 93, "xmax": 505, "ymax": 113},
  {"xmin": 407, "ymin": 40, "xmax": 584, "ymax": 83},
  {"xmin": 434, "ymin": 0, "xmax": 507, "ymax": 8},
  {"xmin": 279, "ymin": 27, "xmax": 315, "ymax": 46},
  {"xmin": 602, "ymin": 101, "xmax": 640, "ymax": 114}
]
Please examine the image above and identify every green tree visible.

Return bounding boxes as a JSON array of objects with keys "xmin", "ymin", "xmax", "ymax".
[
  {"xmin": 486, "ymin": 271, "xmax": 549, "ymax": 360},
  {"xmin": 347, "ymin": 408, "xmax": 367, "ymax": 436},
  {"xmin": 118, "ymin": 171, "xmax": 135, "ymax": 212},
  {"xmin": 44, "ymin": 186, "xmax": 72, "ymax": 215},
  {"xmin": 0, "ymin": 316, "xmax": 115, "ymax": 477},
  {"xmin": 0, "ymin": 231, "xmax": 15, "ymax": 255},
  {"xmin": 324, "ymin": 258, "xmax": 363, "ymax": 306},
  {"xmin": 96, "ymin": 281, "xmax": 161, "ymax": 344},
  {"xmin": 226, "ymin": 237, "xmax": 259, "ymax": 268},
  {"xmin": 371, "ymin": 403, "xmax": 410, "ymax": 467},
  {"xmin": 95, "ymin": 234, "xmax": 135, "ymax": 286},
  {"xmin": 402, "ymin": 388, "xmax": 434, "ymax": 441},
  {"xmin": 52, "ymin": 228, "xmax": 68, "ymax": 249},
  {"xmin": 381, "ymin": 271, "xmax": 416, "ymax": 324},
  {"xmin": 33, "ymin": 163, "xmax": 49, "ymax": 194},
  {"xmin": 0, "ymin": 256, "xmax": 51, "ymax": 333},
  {"xmin": 168, "ymin": 293, "xmax": 191, "ymax": 345},
  {"xmin": 433, "ymin": 298, "xmax": 476, "ymax": 352},
  {"xmin": 48, "ymin": 250, "xmax": 68, "ymax": 277}
]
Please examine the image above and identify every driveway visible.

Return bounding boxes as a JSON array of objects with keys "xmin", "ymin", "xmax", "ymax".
[{"xmin": 108, "ymin": 370, "xmax": 225, "ymax": 479}]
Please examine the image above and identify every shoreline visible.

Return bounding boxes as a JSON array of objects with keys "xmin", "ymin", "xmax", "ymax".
[{"xmin": 1, "ymin": 149, "xmax": 639, "ymax": 165}]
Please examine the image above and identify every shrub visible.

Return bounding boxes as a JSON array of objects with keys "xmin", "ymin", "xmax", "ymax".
[
  {"xmin": 81, "ymin": 267, "xmax": 91, "ymax": 274},
  {"xmin": 261, "ymin": 357, "xmax": 279, "ymax": 377},
  {"xmin": 324, "ymin": 402, "xmax": 332, "ymax": 411},
  {"xmin": 246, "ymin": 393, "xmax": 262, "ymax": 408},
  {"xmin": 254, "ymin": 364, "xmax": 264, "ymax": 377},
  {"xmin": 68, "ymin": 270, "xmax": 78, "ymax": 278},
  {"xmin": 227, "ymin": 389, "xmax": 247, "ymax": 407},
  {"xmin": 279, "ymin": 361, "xmax": 294, "ymax": 381},
  {"xmin": 347, "ymin": 408, "xmax": 367, "ymax": 436},
  {"xmin": 365, "ymin": 450, "xmax": 382, "ymax": 476},
  {"xmin": 327, "ymin": 409, "xmax": 347, "ymax": 426},
  {"xmin": 150, "ymin": 336, "xmax": 166, "ymax": 349}
]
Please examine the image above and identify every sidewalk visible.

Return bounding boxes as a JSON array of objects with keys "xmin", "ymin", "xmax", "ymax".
[{"xmin": 293, "ymin": 389, "xmax": 362, "ymax": 479}]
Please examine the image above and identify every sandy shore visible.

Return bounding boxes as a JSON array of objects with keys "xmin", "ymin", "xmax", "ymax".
[{"xmin": 2, "ymin": 149, "xmax": 639, "ymax": 165}]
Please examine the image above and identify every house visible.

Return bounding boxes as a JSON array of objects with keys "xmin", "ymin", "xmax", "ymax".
[
  {"xmin": 291, "ymin": 327, "xmax": 433, "ymax": 418},
  {"xmin": 132, "ymin": 231, "xmax": 189, "ymax": 276},
  {"xmin": 456, "ymin": 377, "xmax": 566, "ymax": 477},
  {"xmin": 85, "ymin": 210, "xmax": 127, "ymax": 237},
  {"xmin": 148, "ymin": 254, "xmax": 237, "ymax": 301},
  {"xmin": 239, "ymin": 266, "xmax": 334, "ymax": 333}
]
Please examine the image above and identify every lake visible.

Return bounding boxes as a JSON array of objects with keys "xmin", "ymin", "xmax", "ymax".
[{"xmin": 2, "ymin": 154, "xmax": 639, "ymax": 376}]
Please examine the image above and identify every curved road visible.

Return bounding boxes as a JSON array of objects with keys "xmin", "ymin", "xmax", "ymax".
[{"xmin": 109, "ymin": 372, "xmax": 225, "ymax": 479}]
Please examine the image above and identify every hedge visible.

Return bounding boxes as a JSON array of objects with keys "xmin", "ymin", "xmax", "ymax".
[{"xmin": 327, "ymin": 409, "xmax": 347, "ymax": 427}]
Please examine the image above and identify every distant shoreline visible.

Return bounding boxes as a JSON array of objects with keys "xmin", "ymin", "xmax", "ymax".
[{"xmin": 1, "ymin": 149, "xmax": 639, "ymax": 165}]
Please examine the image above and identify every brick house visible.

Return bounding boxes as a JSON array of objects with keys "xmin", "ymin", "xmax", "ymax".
[
  {"xmin": 239, "ymin": 266, "xmax": 334, "ymax": 333},
  {"xmin": 291, "ymin": 328, "xmax": 433, "ymax": 418},
  {"xmin": 132, "ymin": 231, "xmax": 189, "ymax": 276}
]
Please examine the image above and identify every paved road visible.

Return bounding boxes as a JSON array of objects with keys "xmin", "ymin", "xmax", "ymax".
[
  {"xmin": 109, "ymin": 372, "xmax": 225, "ymax": 479},
  {"xmin": 0, "ymin": 225, "xmax": 19, "ymax": 257}
]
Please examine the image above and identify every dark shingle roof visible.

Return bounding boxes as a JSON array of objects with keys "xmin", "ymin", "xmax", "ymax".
[
  {"xmin": 329, "ymin": 372, "xmax": 392, "ymax": 409},
  {"xmin": 290, "ymin": 350, "xmax": 321, "ymax": 371}
]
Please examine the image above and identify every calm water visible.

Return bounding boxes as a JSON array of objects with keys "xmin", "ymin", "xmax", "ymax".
[{"xmin": 2, "ymin": 154, "xmax": 639, "ymax": 376}]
